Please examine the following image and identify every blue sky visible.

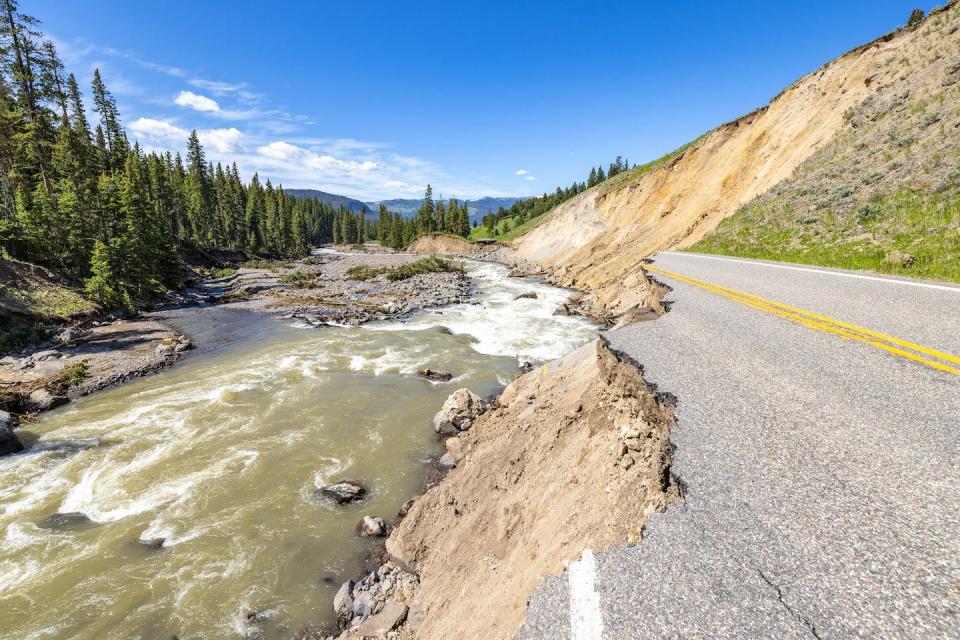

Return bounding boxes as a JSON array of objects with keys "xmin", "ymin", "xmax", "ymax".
[{"xmin": 32, "ymin": 0, "xmax": 939, "ymax": 201}]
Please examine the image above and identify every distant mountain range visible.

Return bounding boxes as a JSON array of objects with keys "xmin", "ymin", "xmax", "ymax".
[
  {"xmin": 284, "ymin": 189, "xmax": 524, "ymax": 223},
  {"xmin": 282, "ymin": 189, "xmax": 370, "ymax": 213}
]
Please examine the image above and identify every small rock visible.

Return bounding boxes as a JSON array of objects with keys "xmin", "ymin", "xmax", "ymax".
[
  {"xmin": 352, "ymin": 591, "xmax": 375, "ymax": 618},
  {"xmin": 139, "ymin": 537, "xmax": 166, "ymax": 549},
  {"xmin": 432, "ymin": 388, "xmax": 488, "ymax": 436},
  {"xmin": 172, "ymin": 337, "xmax": 192, "ymax": 353},
  {"xmin": 334, "ymin": 580, "xmax": 355, "ymax": 620},
  {"xmin": 417, "ymin": 368, "xmax": 453, "ymax": 382},
  {"xmin": 0, "ymin": 424, "xmax": 23, "ymax": 456},
  {"xmin": 513, "ymin": 292, "xmax": 538, "ymax": 300},
  {"xmin": 883, "ymin": 251, "xmax": 915, "ymax": 268},
  {"xmin": 57, "ymin": 328, "xmax": 90, "ymax": 344},
  {"xmin": 358, "ymin": 515, "xmax": 387, "ymax": 537},
  {"xmin": 445, "ymin": 437, "xmax": 465, "ymax": 464},
  {"xmin": 398, "ymin": 498, "xmax": 416, "ymax": 517},
  {"xmin": 0, "ymin": 409, "xmax": 11, "ymax": 426},
  {"xmin": 438, "ymin": 452, "xmax": 456, "ymax": 469},
  {"xmin": 319, "ymin": 479, "xmax": 367, "ymax": 504},
  {"xmin": 519, "ymin": 361, "xmax": 534, "ymax": 374},
  {"xmin": 32, "ymin": 350, "xmax": 62, "ymax": 361},
  {"xmin": 27, "ymin": 389, "xmax": 69, "ymax": 411},
  {"xmin": 155, "ymin": 342, "xmax": 176, "ymax": 356},
  {"xmin": 356, "ymin": 601, "xmax": 408, "ymax": 637}
]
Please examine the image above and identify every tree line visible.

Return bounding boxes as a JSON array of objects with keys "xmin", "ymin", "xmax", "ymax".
[{"xmin": 0, "ymin": 0, "xmax": 344, "ymax": 309}]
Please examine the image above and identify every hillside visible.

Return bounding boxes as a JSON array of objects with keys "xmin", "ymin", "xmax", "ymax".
[
  {"xmin": 283, "ymin": 189, "xmax": 371, "ymax": 213},
  {"xmin": 512, "ymin": 3, "xmax": 960, "ymax": 317},
  {"xmin": 692, "ymin": 10, "xmax": 960, "ymax": 281}
]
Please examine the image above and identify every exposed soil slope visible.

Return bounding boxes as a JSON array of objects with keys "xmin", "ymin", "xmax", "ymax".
[
  {"xmin": 406, "ymin": 234, "xmax": 480, "ymax": 255},
  {"xmin": 694, "ymin": 5, "xmax": 960, "ymax": 281},
  {"xmin": 382, "ymin": 338, "xmax": 677, "ymax": 640},
  {"xmin": 514, "ymin": 4, "xmax": 959, "ymax": 313}
]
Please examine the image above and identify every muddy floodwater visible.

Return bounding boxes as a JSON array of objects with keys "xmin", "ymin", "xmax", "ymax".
[{"xmin": 0, "ymin": 259, "xmax": 597, "ymax": 639}]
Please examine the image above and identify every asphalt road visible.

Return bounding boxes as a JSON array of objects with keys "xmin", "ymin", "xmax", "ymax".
[{"xmin": 518, "ymin": 252, "xmax": 960, "ymax": 639}]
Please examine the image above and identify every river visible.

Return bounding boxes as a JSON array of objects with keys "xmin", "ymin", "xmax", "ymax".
[{"xmin": 0, "ymin": 257, "xmax": 597, "ymax": 639}]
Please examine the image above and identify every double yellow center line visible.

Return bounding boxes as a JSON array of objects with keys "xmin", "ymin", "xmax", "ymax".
[{"xmin": 645, "ymin": 265, "xmax": 960, "ymax": 376}]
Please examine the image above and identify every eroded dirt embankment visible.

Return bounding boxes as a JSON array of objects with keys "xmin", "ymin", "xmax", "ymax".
[
  {"xmin": 511, "ymin": 6, "xmax": 956, "ymax": 316},
  {"xmin": 329, "ymin": 338, "xmax": 678, "ymax": 640}
]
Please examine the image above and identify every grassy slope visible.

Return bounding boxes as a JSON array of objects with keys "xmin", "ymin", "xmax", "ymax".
[{"xmin": 691, "ymin": 8, "xmax": 960, "ymax": 282}]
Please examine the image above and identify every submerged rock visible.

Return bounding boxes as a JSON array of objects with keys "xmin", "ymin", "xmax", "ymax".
[
  {"xmin": 514, "ymin": 292, "xmax": 538, "ymax": 300},
  {"xmin": 318, "ymin": 480, "xmax": 367, "ymax": 504},
  {"xmin": 417, "ymin": 368, "xmax": 453, "ymax": 382},
  {"xmin": 37, "ymin": 512, "xmax": 94, "ymax": 530},
  {"xmin": 358, "ymin": 515, "xmax": 387, "ymax": 537},
  {"xmin": 432, "ymin": 388, "xmax": 488, "ymax": 436}
]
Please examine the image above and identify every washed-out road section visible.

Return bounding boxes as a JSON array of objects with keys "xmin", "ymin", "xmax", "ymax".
[{"xmin": 519, "ymin": 251, "xmax": 960, "ymax": 639}]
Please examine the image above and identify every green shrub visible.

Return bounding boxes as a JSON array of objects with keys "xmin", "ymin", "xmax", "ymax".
[
  {"xmin": 48, "ymin": 359, "xmax": 89, "ymax": 394},
  {"xmin": 0, "ymin": 325, "xmax": 52, "ymax": 354},
  {"xmin": 213, "ymin": 267, "xmax": 236, "ymax": 278},
  {"xmin": 279, "ymin": 270, "xmax": 315, "ymax": 284},
  {"xmin": 346, "ymin": 265, "xmax": 390, "ymax": 281},
  {"xmin": 346, "ymin": 257, "xmax": 462, "ymax": 282}
]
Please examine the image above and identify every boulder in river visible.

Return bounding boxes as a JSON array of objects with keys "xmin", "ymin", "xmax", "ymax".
[
  {"xmin": 417, "ymin": 368, "xmax": 453, "ymax": 382},
  {"xmin": 0, "ymin": 423, "xmax": 23, "ymax": 456},
  {"xmin": 318, "ymin": 479, "xmax": 367, "ymax": 504},
  {"xmin": 514, "ymin": 292, "xmax": 538, "ymax": 300},
  {"xmin": 138, "ymin": 537, "xmax": 166, "ymax": 549},
  {"xmin": 37, "ymin": 512, "xmax": 95, "ymax": 530},
  {"xmin": 357, "ymin": 515, "xmax": 387, "ymax": 537},
  {"xmin": 26, "ymin": 389, "xmax": 69, "ymax": 412},
  {"xmin": 433, "ymin": 388, "xmax": 488, "ymax": 436}
]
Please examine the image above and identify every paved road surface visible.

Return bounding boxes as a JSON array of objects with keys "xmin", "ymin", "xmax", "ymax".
[{"xmin": 518, "ymin": 252, "xmax": 960, "ymax": 639}]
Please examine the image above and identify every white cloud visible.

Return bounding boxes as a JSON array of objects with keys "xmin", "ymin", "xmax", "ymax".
[
  {"xmin": 200, "ymin": 128, "xmax": 245, "ymax": 153},
  {"xmin": 174, "ymin": 90, "xmax": 221, "ymax": 113},
  {"xmin": 515, "ymin": 169, "xmax": 529, "ymax": 176},
  {"xmin": 128, "ymin": 117, "xmax": 189, "ymax": 146},
  {"xmin": 189, "ymin": 78, "xmax": 247, "ymax": 94},
  {"xmin": 256, "ymin": 141, "xmax": 377, "ymax": 172},
  {"xmin": 525, "ymin": 175, "xmax": 536, "ymax": 181}
]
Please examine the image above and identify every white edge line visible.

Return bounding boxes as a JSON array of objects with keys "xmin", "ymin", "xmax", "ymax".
[
  {"xmin": 660, "ymin": 252, "xmax": 960, "ymax": 293},
  {"xmin": 568, "ymin": 548, "xmax": 604, "ymax": 640}
]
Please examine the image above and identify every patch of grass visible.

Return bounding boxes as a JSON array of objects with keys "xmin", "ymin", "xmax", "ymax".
[
  {"xmin": 690, "ymin": 186, "xmax": 960, "ymax": 283},
  {"xmin": 347, "ymin": 257, "xmax": 463, "ymax": 282},
  {"xmin": 213, "ymin": 267, "xmax": 236, "ymax": 278},
  {"xmin": 346, "ymin": 265, "xmax": 391, "ymax": 281},
  {"xmin": 386, "ymin": 256, "xmax": 462, "ymax": 281},
  {"xmin": 279, "ymin": 270, "xmax": 315, "ymax": 285},
  {"xmin": 48, "ymin": 359, "xmax": 89, "ymax": 394},
  {"xmin": 240, "ymin": 260, "xmax": 293, "ymax": 272},
  {"xmin": 0, "ymin": 325, "xmax": 53, "ymax": 354}
]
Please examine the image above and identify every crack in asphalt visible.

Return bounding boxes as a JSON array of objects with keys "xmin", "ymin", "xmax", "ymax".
[{"xmin": 750, "ymin": 562, "xmax": 822, "ymax": 639}]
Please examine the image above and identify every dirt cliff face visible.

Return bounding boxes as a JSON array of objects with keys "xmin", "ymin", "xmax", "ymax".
[
  {"xmin": 513, "ymin": 4, "xmax": 959, "ymax": 314},
  {"xmin": 384, "ymin": 339, "xmax": 677, "ymax": 640},
  {"xmin": 406, "ymin": 234, "xmax": 481, "ymax": 255}
]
